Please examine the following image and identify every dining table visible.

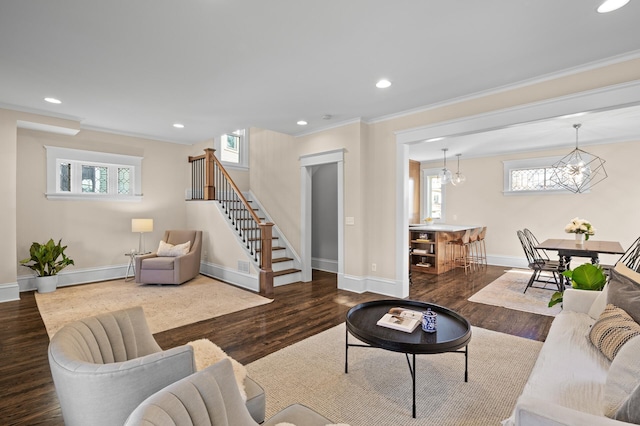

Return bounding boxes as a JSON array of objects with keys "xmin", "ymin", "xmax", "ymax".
[{"xmin": 535, "ymin": 238, "xmax": 625, "ymax": 290}]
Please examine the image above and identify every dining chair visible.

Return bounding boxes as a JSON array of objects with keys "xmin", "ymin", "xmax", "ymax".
[
  {"xmin": 517, "ymin": 230, "xmax": 561, "ymax": 293},
  {"xmin": 605, "ymin": 235, "xmax": 640, "ymax": 274},
  {"xmin": 523, "ymin": 228, "xmax": 560, "ymax": 267}
]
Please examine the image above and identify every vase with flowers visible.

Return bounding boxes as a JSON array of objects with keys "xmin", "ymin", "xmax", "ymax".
[{"xmin": 564, "ymin": 217, "xmax": 595, "ymax": 245}]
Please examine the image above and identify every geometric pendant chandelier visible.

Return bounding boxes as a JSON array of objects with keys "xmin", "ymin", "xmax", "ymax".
[{"xmin": 549, "ymin": 123, "xmax": 608, "ymax": 194}]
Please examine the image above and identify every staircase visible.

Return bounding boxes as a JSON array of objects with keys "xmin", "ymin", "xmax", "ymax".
[
  {"xmin": 188, "ymin": 149, "xmax": 301, "ymax": 292},
  {"xmin": 243, "ymin": 194, "xmax": 301, "ymax": 286}
]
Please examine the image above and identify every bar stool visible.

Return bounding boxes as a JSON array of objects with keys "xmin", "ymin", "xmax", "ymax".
[
  {"xmin": 447, "ymin": 229, "xmax": 474, "ymax": 274},
  {"xmin": 472, "ymin": 226, "xmax": 487, "ymax": 268}
]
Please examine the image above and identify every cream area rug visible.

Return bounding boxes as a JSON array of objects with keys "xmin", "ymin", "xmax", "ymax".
[
  {"xmin": 468, "ymin": 269, "xmax": 562, "ymax": 317},
  {"xmin": 35, "ymin": 275, "xmax": 272, "ymax": 338},
  {"xmin": 247, "ymin": 323, "xmax": 542, "ymax": 426}
]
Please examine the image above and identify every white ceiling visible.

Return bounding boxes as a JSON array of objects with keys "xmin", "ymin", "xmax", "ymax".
[{"xmin": 1, "ymin": 0, "xmax": 640, "ymax": 150}]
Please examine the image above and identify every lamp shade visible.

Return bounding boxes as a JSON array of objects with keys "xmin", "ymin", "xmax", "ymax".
[{"xmin": 131, "ymin": 218, "xmax": 153, "ymax": 233}]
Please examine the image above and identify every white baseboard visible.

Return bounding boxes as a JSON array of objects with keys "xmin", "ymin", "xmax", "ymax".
[
  {"xmin": 312, "ymin": 257, "xmax": 338, "ymax": 273},
  {"xmin": 199, "ymin": 260, "xmax": 259, "ymax": 292},
  {"xmin": 0, "ymin": 282, "xmax": 20, "ymax": 303},
  {"xmin": 18, "ymin": 265, "xmax": 129, "ymax": 292},
  {"xmin": 339, "ymin": 274, "xmax": 404, "ymax": 298},
  {"xmin": 487, "ymin": 255, "xmax": 528, "ymax": 269}
]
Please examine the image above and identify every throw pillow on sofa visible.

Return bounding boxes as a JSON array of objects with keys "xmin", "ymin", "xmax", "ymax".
[
  {"xmin": 608, "ymin": 263, "xmax": 640, "ymax": 323},
  {"xmin": 157, "ymin": 240, "xmax": 190, "ymax": 257},
  {"xmin": 589, "ymin": 304, "xmax": 640, "ymax": 361},
  {"xmin": 603, "ymin": 335, "xmax": 640, "ymax": 422}
]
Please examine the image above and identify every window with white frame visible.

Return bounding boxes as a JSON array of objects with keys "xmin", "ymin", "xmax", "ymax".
[
  {"xmin": 216, "ymin": 129, "xmax": 249, "ymax": 169},
  {"xmin": 45, "ymin": 146, "xmax": 143, "ymax": 201},
  {"xmin": 422, "ymin": 168, "xmax": 445, "ymax": 220},
  {"xmin": 503, "ymin": 155, "xmax": 585, "ymax": 194}
]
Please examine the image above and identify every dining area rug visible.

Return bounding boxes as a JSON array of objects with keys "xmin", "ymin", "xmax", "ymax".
[
  {"xmin": 467, "ymin": 269, "xmax": 562, "ymax": 316},
  {"xmin": 247, "ymin": 322, "xmax": 542, "ymax": 426},
  {"xmin": 35, "ymin": 274, "xmax": 273, "ymax": 338}
]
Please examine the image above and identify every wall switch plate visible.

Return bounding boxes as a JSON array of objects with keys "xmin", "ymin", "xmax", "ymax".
[
  {"xmin": 345, "ymin": 216, "xmax": 355, "ymax": 225},
  {"xmin": 371, "ymin": 263, "xmax": 377, "ymax": 271}
]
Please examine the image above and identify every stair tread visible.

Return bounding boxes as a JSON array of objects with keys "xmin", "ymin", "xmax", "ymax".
[
  {"xmin": 248, "ymin": 237, "xmax": 278, "ymax": 241},
  {"xmin": 273, "ymin": 268, "xmax": 301, "ymax": 277},
  {"xmin": 272, "ymin": 257, "xmax": 293, "ymax": 263},
  {"xmin": 256, "ymin": 247, "xmax": 285, "ymax": 252}
]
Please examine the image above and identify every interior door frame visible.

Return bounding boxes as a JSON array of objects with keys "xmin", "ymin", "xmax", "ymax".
[{"xmin": 300, "ymin": 149, "xmax": 345, "ymax": 286}]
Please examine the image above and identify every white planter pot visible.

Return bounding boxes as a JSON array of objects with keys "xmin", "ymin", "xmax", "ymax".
[{"xmin": 36, "ymin": 275, "xmax": 58, "ymax": 293}]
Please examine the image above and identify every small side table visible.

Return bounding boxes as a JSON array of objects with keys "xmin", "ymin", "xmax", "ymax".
[
  {"xmin": 125, "ymin": 252, "xmax": 152, "ymax": 281},
  {"xmin": 125, "ymin": 252, "xmax": 137, "ymax": 282}
]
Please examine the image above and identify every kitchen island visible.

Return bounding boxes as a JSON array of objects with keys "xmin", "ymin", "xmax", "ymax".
[{"xmin": 409, "ymin": 224, "xmax": 482, "ymax": 275}]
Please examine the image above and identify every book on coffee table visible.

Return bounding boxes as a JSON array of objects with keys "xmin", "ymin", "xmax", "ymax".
[{"xmin": 376, "ymin": 308, "xmax": 422, "ymax": 333}]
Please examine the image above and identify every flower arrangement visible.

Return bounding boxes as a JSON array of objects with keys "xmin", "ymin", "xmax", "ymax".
[{"xmin": 564, "ymin": 217, "xmax": 595, "ymax": 240}]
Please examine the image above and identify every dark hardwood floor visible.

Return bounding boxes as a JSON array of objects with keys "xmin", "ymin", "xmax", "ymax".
[{"xmin": 0, "ymin": 265, "xmax": 553, "ymax": 425}]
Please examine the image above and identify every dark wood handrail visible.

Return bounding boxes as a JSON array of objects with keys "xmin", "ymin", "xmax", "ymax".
[{"xmin": 209, "ymin": 149, "xmax": 262, "ymax": 225}]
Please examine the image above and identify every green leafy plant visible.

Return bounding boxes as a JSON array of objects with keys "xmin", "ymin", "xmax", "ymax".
[
  {"xmin": 20, "ymin": 239, "xmax": 74, "ymax": 277},
  {"xmin": 548, "ymin": 263, "xmax": 606, "ymax": 307}
]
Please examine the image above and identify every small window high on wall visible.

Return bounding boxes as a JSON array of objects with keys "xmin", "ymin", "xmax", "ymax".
[
  {"xmin": 45, "ymin": 146, "xmax": 143, "ymax": 201},
  {"xmin": 216, "ymin": 129, "xmax": 249, "ymax": 169},
  {"xmin": 503, "ymin": 156, "xmax": 581, "ymax": 194}
]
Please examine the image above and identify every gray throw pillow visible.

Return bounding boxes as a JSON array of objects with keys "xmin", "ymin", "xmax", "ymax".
[
  {"xmin": 614, "ymin": 382, "xmax": 640, "ymax": 424},
  {"xmin": 608, "ymin": 263, "xmax": 640, "ymax": 324}
]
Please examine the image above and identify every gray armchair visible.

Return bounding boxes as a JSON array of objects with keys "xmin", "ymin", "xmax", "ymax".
[
  {"xmin": 125, "ymin": 358, "xmax": 335, "ymax": 426},
  {"xmin": 48, "ymin": 306, "xmax": 266, "ymax": 426},
  {"xmin": 135, "ymin": 230, "xmax": 202, "ymax": 285}
]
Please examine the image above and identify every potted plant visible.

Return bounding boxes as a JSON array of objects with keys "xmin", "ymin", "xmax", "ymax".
[
  {"xmin": 20, "ymin": 239, "xmax": 74, "ymax": 293},
  {"xmin": 548, "ymin": 263, "xmax": 606, "ymax": 307}
]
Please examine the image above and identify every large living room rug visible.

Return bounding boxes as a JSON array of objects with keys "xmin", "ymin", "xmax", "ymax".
[
  {"xmin": 468, "ymin": 269, "xmax": 562, "ymax": 317},
  {"xmin": 247, "ymin": 323, "xmax": 542, "ymax": 426},
  {"xmin": 35, "ymin": 275, "xmax": 272, "ymax": 338}
]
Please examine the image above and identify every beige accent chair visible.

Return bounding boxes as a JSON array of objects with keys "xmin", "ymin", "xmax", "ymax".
[
  {"xmin": 48, "ymin": 307, "xmax": 266, "ymax": 426},
  {"xmin": 135, "ymin": 230, "xmax": 203, "ymax": 285},
  {"xmin": 125, "ymin": 358, "xmax": 334, "ymax": 426}
]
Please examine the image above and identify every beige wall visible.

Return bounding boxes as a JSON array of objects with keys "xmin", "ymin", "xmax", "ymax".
[
  {"xmin": 0, "ymin": 111, "xmax": 17, "ymax": 287},
  {"xmin": 247, "ymin": 58, "xmax": 640, "ymax": 285},
  {"xmin": 16, "ymin": 127, "xmax": 191, "ymax": 276},
  {"xmin": 421, "ymin": 141, "xmax": 640, "ymax": 268}
]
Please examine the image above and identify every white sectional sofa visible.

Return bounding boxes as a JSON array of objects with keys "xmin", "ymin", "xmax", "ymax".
[{"xmin": 503, "ymin": 262, "xmax": 640, "ymax": 426}]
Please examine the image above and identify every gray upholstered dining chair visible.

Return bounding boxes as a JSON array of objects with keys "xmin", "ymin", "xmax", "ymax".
[
  {"xmin": 48, "ymin": 306, "xmax": 266, "ymax": 426},
  {"xmin": 125, "ymin": 358, "xmax": 335, "ymax": 426},
  {"xmin": 135, "ymin": 229, "xmax": 202, "ymax": 284}
]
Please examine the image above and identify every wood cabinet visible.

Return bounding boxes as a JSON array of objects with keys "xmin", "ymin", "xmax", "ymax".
[{"xmin": 409, "ymin": 227, "xmax": 471, "ymax": 275}]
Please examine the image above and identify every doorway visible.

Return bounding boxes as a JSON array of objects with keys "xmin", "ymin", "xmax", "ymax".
[{"xmin": 300, "ymin": 149, "xmax": 344, "ymax": 287}]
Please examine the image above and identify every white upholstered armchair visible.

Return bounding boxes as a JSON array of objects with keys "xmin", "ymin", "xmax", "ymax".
[
  {"xmin": 135, "ymin": 229, "xmax": 203, "ymax": 285},
  {"xmin": 47, "ymin": 306, "xmax": 196, "ymax": 426},
  {"xmin": 48, "ymin": 306, "xmax": 267, "ymax": 426}
]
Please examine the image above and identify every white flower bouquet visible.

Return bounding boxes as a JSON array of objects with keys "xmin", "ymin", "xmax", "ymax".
[{"xmin": 564, "ymin": 217, "xmax": 595, "ymax": 241}]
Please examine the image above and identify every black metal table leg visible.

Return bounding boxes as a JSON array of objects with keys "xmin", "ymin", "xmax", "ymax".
[{"xmin": 345, "ymin": 328, "xmax": 349, "ymax": 374}]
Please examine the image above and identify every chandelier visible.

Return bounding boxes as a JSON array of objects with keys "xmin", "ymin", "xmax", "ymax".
[{"xmin": 549, "ymin": 124, "xmax": 607, "ymax": 194}]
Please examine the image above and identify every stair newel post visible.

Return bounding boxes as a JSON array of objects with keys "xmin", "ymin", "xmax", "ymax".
[
  {"xmin": 204, "ymin": 148, "xmax": 215, "ymax": 200},
  {"xmin": 259, "ymin": 222, "xmax": 274, "ymax": 297}
]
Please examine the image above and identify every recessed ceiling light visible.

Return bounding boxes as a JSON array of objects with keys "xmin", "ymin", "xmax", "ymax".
[
  {"xmin": 173, "ymin": 123, "xmax": 185, "ymax": 129},
  {"xmin": 44, "ymin": 97, "xmax": 62, "ymax": 104},
  {"xmin": 597, "ymin": 0, "xmax": 630, "ymax": 13},
  {"xmin": 376, "ymin": 79, "xmax": 392, "ymax": 89},
  {"xmin": 426, "ymin": 137, "xmax": 444, "ymax": 142},
  {"xmin": 297, "ymin": 120, "xmax": 308, "ymax": 126}
]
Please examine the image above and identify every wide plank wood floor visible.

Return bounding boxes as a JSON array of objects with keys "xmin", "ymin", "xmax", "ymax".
[{"xmin": 0, "ymin": 265, "xmax": 553, "ymax": 425}]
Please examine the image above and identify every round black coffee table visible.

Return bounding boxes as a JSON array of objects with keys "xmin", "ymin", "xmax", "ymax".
[{"xmin": 345, "ymin": 299, "xmax": 471, "ymax": 418}]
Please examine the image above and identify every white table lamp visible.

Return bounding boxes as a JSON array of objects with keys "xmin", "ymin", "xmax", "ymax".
[{"xmin": 132, "ymin": 218, "xmax": 153, "ymax": 254}]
